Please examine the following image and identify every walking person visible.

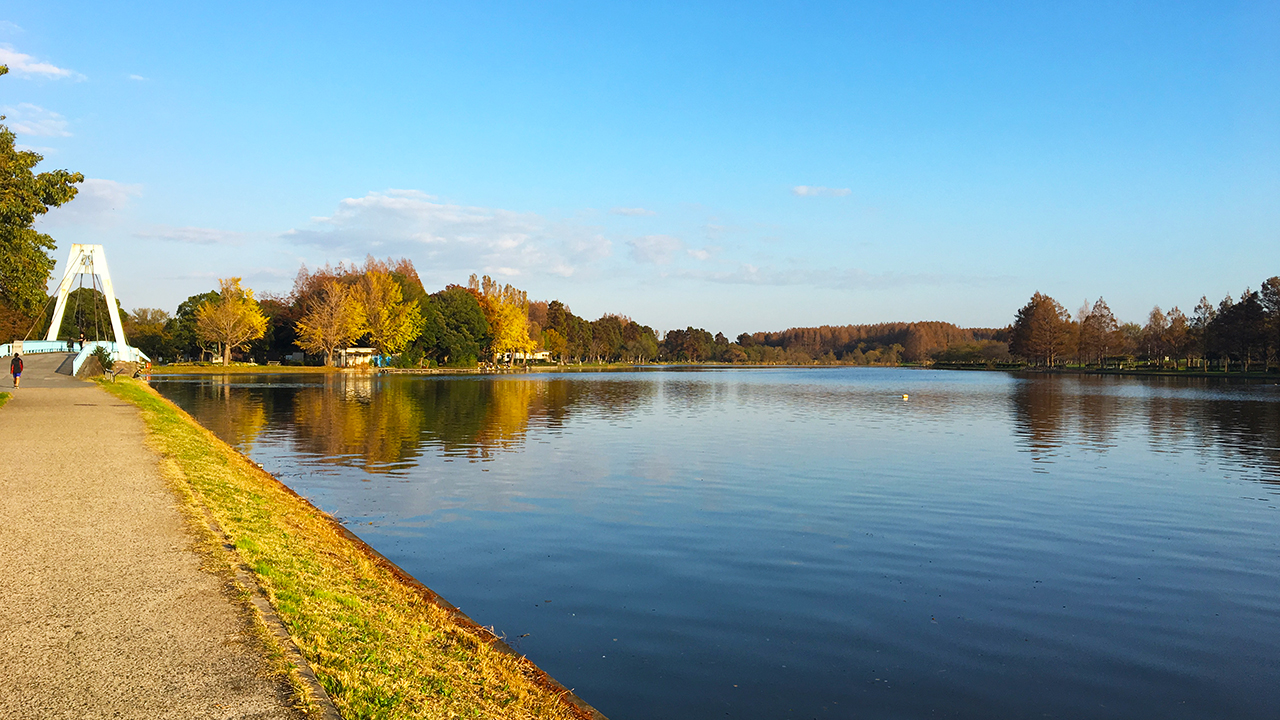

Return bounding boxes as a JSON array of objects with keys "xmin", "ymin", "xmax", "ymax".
[{"xmin": 10, "ymin": 352, "xmax": 22, "ymax": 388}]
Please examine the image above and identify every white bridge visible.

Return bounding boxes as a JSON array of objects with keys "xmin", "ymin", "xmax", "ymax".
[{"xmin": 0, "ymin": 244, "xmax": 150, "ymax": 374}]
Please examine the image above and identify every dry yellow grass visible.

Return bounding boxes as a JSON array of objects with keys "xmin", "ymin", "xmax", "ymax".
[{"xmin": 102, "ymin": 378, "xmax": 592, "ymax": 720}]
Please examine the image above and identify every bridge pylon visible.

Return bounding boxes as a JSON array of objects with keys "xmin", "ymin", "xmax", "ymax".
[{"xmin": 37, "ymin": 244, "xmax": 148, "ymax": 367}]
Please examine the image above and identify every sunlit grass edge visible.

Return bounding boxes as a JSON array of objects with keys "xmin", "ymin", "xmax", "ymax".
[
  {"xmin": 0, "ymin": 391, "xmax": 10, "ymax": 408},
  {"xmin": 101, "ymin": 378, "xmax": 590, "ymax": 720}
]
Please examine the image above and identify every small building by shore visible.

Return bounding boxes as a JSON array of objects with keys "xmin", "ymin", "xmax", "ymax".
[{"xmin": 337, "ymin": 347, "xmax": 376, "ymax": 368}]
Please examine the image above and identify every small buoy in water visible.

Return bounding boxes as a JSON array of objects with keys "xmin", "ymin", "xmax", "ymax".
[{"xmin": 902, "ymin": 394, "xmax": 909, "ymax": 401}]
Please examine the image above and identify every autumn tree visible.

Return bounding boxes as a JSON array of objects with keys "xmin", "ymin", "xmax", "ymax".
[
  {"xmin": 0, "ymin": 65, "xmax": 85, "ymax": 340},
  {"xmin": 195, "ymin": 278, "xmax": 269, "ymax": 365},
  {"xmin": 1009, "ymin": 292, "xmax": 1073, "ymax": 366},
  {"xmin": 1164, "ymin": 307, "xmax": 1190, "ymax": 366},
  {"xmin": 468, "ymin": 274, "xmax": 534, "ymax": 364},
  {"xmin": 295, "ymin": 279, "xmax": 366, "ymax": 366},
  {"xmin": 1077, "ymin": 298, "xmax": 1119, "ymax": 367},
  {"xmin": 543, "ymin": 328, "xmax": 567, "ymax": 363},
  {"xmin": 359, "ymin": 269, "xmax": 425, "ymax": 356},
  {"xmin": 1142, "ymin": 306, "xmax": 1169, "ymax": 363}
]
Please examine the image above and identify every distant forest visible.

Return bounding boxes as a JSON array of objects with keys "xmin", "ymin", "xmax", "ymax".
[{"xmin": 10, "ymin": 253, "xmax": 1279, "ymax": 373}]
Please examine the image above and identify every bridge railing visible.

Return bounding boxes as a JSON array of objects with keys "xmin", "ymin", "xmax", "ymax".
[
  {"xmin": 71, "ymin": 342, "xmax": 151, "ymax": 376},
  {"xmin": 1, "ymin": 340, "xmax": 150, "ymax": 375},
  {"xmin": 0, "ymin": 340, "xmax": 78, "ymax": 356}
]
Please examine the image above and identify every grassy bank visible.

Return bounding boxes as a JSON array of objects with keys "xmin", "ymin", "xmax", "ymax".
[
  {"xmin": 101, "ymin": 378, "xmax": 595, "ymax": 720},
  {"xmin": 0, "ymin": 391, "xmax": 9, "ymax": 408}
]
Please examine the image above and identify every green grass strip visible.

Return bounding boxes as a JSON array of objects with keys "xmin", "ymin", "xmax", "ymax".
[{"xmin": 102, "ymin": 378, "xmax": 585, "ymax": 720}]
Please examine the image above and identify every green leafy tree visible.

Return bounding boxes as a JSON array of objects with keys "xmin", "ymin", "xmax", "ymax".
[
  {"xmin": 0, "ymin": 65, "xmax": 85, "ymax": 340},
  {"xmin": 45, "ymin": 287, "xmax": 125, "ymax": 342},
  {"xmin": 1261, "ymin": 276, "xmax": 1280, "ymax": 370},
  {"xmin": 166, "ymin": 291, "xmax": 222, "ymax": 360},
  {"xmin": 421, "ymin": 286, "xmax": 489, "ymax": 366},
  {"xmin": 125, "ymin": 308, "xmax": 172, "ymax": 362}
]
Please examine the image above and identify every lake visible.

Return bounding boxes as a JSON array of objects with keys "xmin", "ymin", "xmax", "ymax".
[{"xmin": 151, "ymin": 368, "xmax": 1280, "ymax": 719}]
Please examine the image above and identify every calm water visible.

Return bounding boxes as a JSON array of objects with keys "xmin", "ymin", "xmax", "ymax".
[{"xmin": 151, "ymin": 368, "xmax": 1280, "ymax": 719}]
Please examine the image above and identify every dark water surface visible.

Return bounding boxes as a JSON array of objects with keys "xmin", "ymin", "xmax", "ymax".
[{"xmin": 151, "ymin": 368, "xmax": 1280, "ymax": 719}]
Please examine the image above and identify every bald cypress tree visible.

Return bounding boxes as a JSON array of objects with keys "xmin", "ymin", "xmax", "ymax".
[{"xmin": 1010, "ymin": 292, "xmax": 1073, "ymax": 366}]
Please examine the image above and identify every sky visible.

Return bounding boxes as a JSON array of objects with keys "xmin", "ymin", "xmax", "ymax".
[{"xmin": 5, "ymin": 1, "xmax": 1278, "ymax": 336}]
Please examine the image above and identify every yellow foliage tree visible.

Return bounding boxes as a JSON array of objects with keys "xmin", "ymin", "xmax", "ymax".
[
  {"xmin": 468, "ymin": 274, "xmax": 534, "ymax": 364},
  {"xmin": 542, "ymin": 328, "xmax": 567, "ymax": 364},
  {"xmin": 296, "ymin": 280, "xmax": 367, "ymax": 366},
  {"xmin": 359, "ymin": 269, "xmax": 425, "ymax": 356},
  {"xmin": 194, "ymin": 278, "xmax": 268, "ymax": 365}
]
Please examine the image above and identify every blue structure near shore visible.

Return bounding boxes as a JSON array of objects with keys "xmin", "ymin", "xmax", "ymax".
[
  {"xmin": 2, "ymin": 245, "xmax": 151, "ymax": 374},
  {"xmin": 0, "ymin": 340, "xmax": 149, "ymax": 376}
]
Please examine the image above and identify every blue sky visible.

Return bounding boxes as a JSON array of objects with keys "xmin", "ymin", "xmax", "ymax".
[{"xmin": 6, "ymin": 2, "xmax": 1278, "ymax": 335}]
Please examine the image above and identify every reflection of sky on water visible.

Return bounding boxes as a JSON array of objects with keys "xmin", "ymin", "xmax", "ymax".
[{"xmin": 152, "ymin": 369, "xmax": 1280, "ymax": 720}]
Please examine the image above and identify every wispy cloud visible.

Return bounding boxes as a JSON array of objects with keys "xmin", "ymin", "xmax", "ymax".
[
  {"xmin": 628, "ymin": 234, "xmax": 684, "ymax": 264},
  {"xmin": 283, "ymin": 189, "xmax": 613, "ymax": 281},
  {"xmin": 792, "ymin": 185, "xmax": 851, "ymax": 197},
  {"xmin": 610, "ymin": 207, "xmax": 656, "ymax": 216},
  {"xmin": 0, "ymin": 45, "xmax": 83, "ymax": 80},
  {"xmin": 135, "ymin": 225, "xmax": 246, "ymax": 246},
  {"xmin": 127, "ymin": 74, "xmax": 148, "ymax": 81},
  {"xmin": 2, "ymin": 103, "xmax": 70, "ymax": 137},
  {"xmin": 37, "ymin": 178, "xmax": 142, "ymax": 227}
]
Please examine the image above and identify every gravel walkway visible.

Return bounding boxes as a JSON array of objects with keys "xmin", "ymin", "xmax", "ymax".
[{"xmin": 0, "ymin": 354, "xmax": 303, "ymax": 719}]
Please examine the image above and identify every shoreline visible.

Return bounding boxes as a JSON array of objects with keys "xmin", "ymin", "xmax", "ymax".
[
  {"xmin": 150, "ymin": 362, "xmax": 1280, "ymax": 380},
  {"xmin": 102, "ymin": 377, "xmax": 607, "ymax": 720}
]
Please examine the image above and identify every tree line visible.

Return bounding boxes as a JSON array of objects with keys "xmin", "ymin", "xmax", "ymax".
[
  {"xmin": 102, "ymin": 257, "xmax": 1021, "ymax": 368},
  {"xmin": 1009, "ymin": 278, "xmax": 1280, "ymax": 371},
  {"xmin": 3, "ymin": 71, "xmax": 1275, "ymax": 373}
]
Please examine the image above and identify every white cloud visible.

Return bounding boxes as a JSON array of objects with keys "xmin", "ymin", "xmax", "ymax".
[
  {"xmin": 611, "ymin": 207, "xmax": 656, "ymax": 216},
  {"xmin": 687, "ymin": 248, "xmax": 712, "ymax": 261},
  {"xmin": 628, "ymin": 234, "xmax": 684, "ymax": 264},
  {"xmin": 0, "ymin": 45, "xmax": 82, "ymax": 79},
  {"xmin": 135, "ymin": 225, "xmax": 246, "ymax": 246},
  {"xmin": 792, "ymin": 185, "xmax": 852, "ymax": 197},
  {"xmin": 283, "ymin": 189, "xmax": 613, "ymax": 281},
  {"xmin": 127, "ymin": 74, "xmax": 148, "ymax": 81},
  {"xmin": 2, "ymin": 103, "xmax": 71, "ymax": 137},
  {"xmin": 37, "ymin": 178, "xmax": 142, "ymax": 227}
]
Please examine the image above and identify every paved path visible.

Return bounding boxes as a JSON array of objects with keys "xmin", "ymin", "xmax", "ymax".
[{"xmin": 0, "ymin": 354, "xmax": 303, "ymax": 719}]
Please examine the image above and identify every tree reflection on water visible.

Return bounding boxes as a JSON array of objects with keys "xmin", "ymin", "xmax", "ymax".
[
  {"xmin": 177, "ymin": 374, "xmax": 657, "ymax": 474},
  {"xmin": 1010, "ymin": 374, "xmax": 1280, "ymax": 484}
]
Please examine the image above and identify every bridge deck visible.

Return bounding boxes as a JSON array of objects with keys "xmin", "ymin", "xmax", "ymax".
[{"xmin": 8, "ymin": 352, "xmax": 81, "ymax": 389}]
